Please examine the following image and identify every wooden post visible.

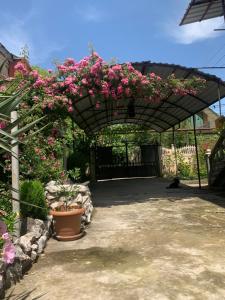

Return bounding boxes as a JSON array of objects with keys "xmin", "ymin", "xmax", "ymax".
[
  {"xmin": 205, "ymin": 149, "xmax": 211, "ymax": 186},
  {"xmin": 193, "ymin": 115, "xmax": 201, "ymax": 189},
  {"xmin": 11, "ymin": 110, "xmax": 20, "ymax": 238}
]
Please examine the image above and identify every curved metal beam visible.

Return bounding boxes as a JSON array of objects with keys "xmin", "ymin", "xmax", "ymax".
[
  {"xmin": 91, "ymin": 119, "xmax": 162, "ymax": 133},
  {"xmin": 78, "ymin": 103, "xmax": 181, "ymax": 124},
  {"xmin": 186, "ymin": 92, "xmax": 209, "ymax": 106},
  {"xmin": 80, "ymin": 111, "xmax": 171, "ymax": 131}
]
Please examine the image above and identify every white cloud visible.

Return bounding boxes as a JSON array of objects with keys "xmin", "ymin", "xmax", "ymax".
[
  {"xmin": 169, "ymin": 17, "xmax": 224, "ymax": 44},
  {"xmin": 0, "ymin": 11, "xmax": 64, "ymax": 65}
]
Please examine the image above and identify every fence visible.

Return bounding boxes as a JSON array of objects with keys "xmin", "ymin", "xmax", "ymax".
[{"xmin": 161, "ymin": 145, "xmax": 196, "ymax": 176}]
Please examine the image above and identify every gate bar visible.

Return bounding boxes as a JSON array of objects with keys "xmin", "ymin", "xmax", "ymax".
[{"xmin": 193, "ymin": 115, "xmax": 201, "ymax": 189}]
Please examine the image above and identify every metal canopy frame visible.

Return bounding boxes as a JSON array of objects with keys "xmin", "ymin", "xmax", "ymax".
[
  {"xmin": 180, "ymin": 0, "xmax": 225, "ymax": 26},
  {"xmin": 71, "ymin": 61, "xmax": 225, "ymax": 135}
]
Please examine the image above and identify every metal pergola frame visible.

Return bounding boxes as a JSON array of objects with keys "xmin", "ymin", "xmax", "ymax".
[
  {"xmin": 72, "ymin": 61, "xmax": 225, "ymax": 135},
  {"xmin": 71, "ymin": 61, "xmax": 225, "ymax": 188},
  {"xmin": 180, "ymin": 0, "xmax": 225, "ymax": 26}
]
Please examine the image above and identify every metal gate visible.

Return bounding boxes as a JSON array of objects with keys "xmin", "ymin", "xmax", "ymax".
[{"xmin": 95, "ymin": 143, "xmax": 160, "ymax": 180}]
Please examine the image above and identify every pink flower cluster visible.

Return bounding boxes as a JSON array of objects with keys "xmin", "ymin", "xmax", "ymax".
[
  {"xmin": 14, "ymin": 62, "xmax": 28, "ymax": 75},
  {"xmin": 0, "ymin": 220, "xmax": 15, "ymax": 264},
  {"xmin": 16, "ymin": 53, "xmax": 205, "ymax": 114},
  {"xmin": 0, "ymin": 121, "xmax": 6, "ymax": 129}
]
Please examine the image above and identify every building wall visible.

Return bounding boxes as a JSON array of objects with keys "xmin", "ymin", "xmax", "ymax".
[
  {"xmin": 0, "ymin": 43, "xmax": 30, "ymax": 77},
  {"xmin": 0, "ymin": 44, "xmax": 12, "ymax": 77}
]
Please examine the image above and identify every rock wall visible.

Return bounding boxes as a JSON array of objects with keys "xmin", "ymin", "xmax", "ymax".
[
  {"xmin": 0, "ymin": 217, "xmax": 52, "ymax": 299},
  {"xmin": 45, "ymin": 181, "xmax": 93, "ymax": 225}
]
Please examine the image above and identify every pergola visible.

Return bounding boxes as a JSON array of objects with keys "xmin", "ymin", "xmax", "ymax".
[
  {"xmin": 180, "ymin": 0, "xmax": 225, "ymax": 25},
  {"xmin": 71, "ymin": 61, "xmax": 225, "ymax": 188},
  {"xmin": 72, "ymin": 62, "xmax": 225, "ymax": 134}
]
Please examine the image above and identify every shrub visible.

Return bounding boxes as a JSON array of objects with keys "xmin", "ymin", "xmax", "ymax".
[
  {"xmin": 20, "ymin": 180, "xmax": 48, "ymax": 220},
  {"xmin": 178, "ymin": 161, "xmax": 194, "ymax": 179},
  {"xmin": 0, "ymin": 182, "xmax": 12, "ymax": 214}
]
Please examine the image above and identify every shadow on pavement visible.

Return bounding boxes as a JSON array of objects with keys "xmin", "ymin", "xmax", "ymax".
[{"xmin": 90, "ymin": 177, "xmax": 225, "ymax": 209}]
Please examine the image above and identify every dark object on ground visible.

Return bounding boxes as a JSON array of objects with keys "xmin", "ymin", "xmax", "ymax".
[{"xmin": 166, "ymin": 177, "xmax": 180, "ymax": 189}]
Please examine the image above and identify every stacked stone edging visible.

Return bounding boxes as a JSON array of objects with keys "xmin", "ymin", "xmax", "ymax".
[
  {"xmin": 0, "ymin": 217, "xmax": 51, "ymax": 299},
  {"xmin": 45, "ymin": 181, "xmax": 93, "ymax": 225}
]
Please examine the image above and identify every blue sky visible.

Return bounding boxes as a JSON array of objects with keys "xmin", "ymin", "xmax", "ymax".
[{"xmin": 1, "ymin": 0, "xmax": 225, "ymax": 113}]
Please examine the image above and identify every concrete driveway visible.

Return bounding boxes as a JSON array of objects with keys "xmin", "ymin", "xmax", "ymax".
[{"xmin": 6, "ymin": 177, "xmax": 225, "ymax": 300}]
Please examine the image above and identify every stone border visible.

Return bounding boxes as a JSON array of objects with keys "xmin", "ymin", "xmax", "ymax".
[
  {"xmin": 45, "ymin": 181, "xmax": 93, "ymax": 225},
  {"xmin": 0, "ymin": 217, "xmax": 52, "ymax": 299}
]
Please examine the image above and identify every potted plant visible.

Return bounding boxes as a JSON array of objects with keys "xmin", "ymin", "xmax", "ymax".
[{"xmin": 50, "ymin": 173, "xmax": 85, "ymax": 241}]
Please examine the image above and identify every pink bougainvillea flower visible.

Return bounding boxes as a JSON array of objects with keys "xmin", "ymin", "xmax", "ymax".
[
  {"xmin": 47, "ymin": 137, "xmax": 55, "ymax": 146},
  {"xmin": 81, "ymin": 78, "xmax": 88, "ymax": 85},
  {"xmin": 95, "ymin": 101, "xmax": 101, "ymax": 109},
  {"xmin": 117, "ymin": 85, "xmax": 123, "ymax": 95},
  {"xmin": 47, "ymin": 102, "xmax": 54, "ymax": 109},
  {"xmin": 33, "ymin": 79, "xmax": 45, "ymax": 88},
  {"xmin": 32, "ymin": 96, "xmax": 39, "ymax": 103},
  {"xmin": 0, "ymin": 121, "xmax": 6, "ymax": 129},
  {"xmin": 13, "ymin": 52, "xmax": 205, "ymax": 113},
  {"xmin": 0, "ymin": 85, "xmax": 6, "ymax": 92},
  {"xmin": 121, "ymin": 78, "xmax": 129, "ymax": 86},
  {"xmin": 14, "ymin": 62, "xmax": 28, "ymax": 75},
  {"xmin": 2, "ymin": 240, "xmax": 16, "ymax": 264},
  {"xmin": 149, "ymin": 72, "xmax": 156, "ymax": 78},
  {"xmin": 29, "ymin": 70, "xmax": 39, "ymax": 79},
  {"xmin": 88, "ymin": 89, "xmax": 94, "ymax": 96},
  {"xmin": 112, "ymin": 65, "xmax": 122, "ymax": 72},
  {"xmin": 65, "ymin": 76, "xmax": 74, "ymax": 86},
  {"xmin": 2, "ymin": 232, "xmax": 10, "ymax": 240}
]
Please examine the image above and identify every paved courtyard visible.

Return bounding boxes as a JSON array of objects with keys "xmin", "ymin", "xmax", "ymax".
[{"xmin": 6, "ymin": 177, "xmax": 225, "ymax": 300}]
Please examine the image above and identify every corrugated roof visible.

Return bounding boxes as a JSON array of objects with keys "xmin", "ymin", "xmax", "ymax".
[
  {"xmin": 180, "ymin": 0, "xmax": 224, "ymax": 25},
  {"xmin": 71, "ymin": 61, "xmax": 225, "ymax": 134}
]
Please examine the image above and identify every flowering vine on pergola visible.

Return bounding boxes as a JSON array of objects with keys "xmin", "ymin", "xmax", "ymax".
[{"xmin": 13, "ymin": 52, "xmax": 207, "ymax": 134}]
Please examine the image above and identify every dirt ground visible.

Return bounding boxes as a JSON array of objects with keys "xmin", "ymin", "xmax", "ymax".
[{"xmin": 6, "ymin": 177, "xmax": 225, "ymax": 300}]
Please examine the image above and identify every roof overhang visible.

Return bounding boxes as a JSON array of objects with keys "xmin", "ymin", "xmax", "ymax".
[
  {"xmin": 180, "ymin": 0, "xmax": 225, "ymax": 25},
  {"xmin": 71, "ymin": 62, "xmax": 225, "ymax": 134}
]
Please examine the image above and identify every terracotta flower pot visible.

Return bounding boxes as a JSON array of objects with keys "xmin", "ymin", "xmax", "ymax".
[{"xmin": 51, "ymin": 208, "xmax": 85, "ymax": 241}]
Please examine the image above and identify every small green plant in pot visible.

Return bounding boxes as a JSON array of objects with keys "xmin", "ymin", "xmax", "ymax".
[{"xmin": 50, "ymin": 173, "xmax": 85, "ymax": 241}]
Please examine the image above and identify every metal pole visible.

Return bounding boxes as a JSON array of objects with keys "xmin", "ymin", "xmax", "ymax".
[
  {"xmin": 193, "ymin": 115, "xmax": 201, "ymax": 189},
  {"xmin": 172, "ymin": 127, "xmax": 178, "ymax": 176},
  {"xmin": 11, "ymin": 110, "xmax": 20, "ymax": 238},
  {"xmin": 218, "ymin": 84, "xmax": 222, "ymax": 116}
]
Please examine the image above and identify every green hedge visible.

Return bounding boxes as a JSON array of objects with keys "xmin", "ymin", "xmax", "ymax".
[{"xmin": 20, "ymin": 180, "xmax": 48, "ymax": 220}]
